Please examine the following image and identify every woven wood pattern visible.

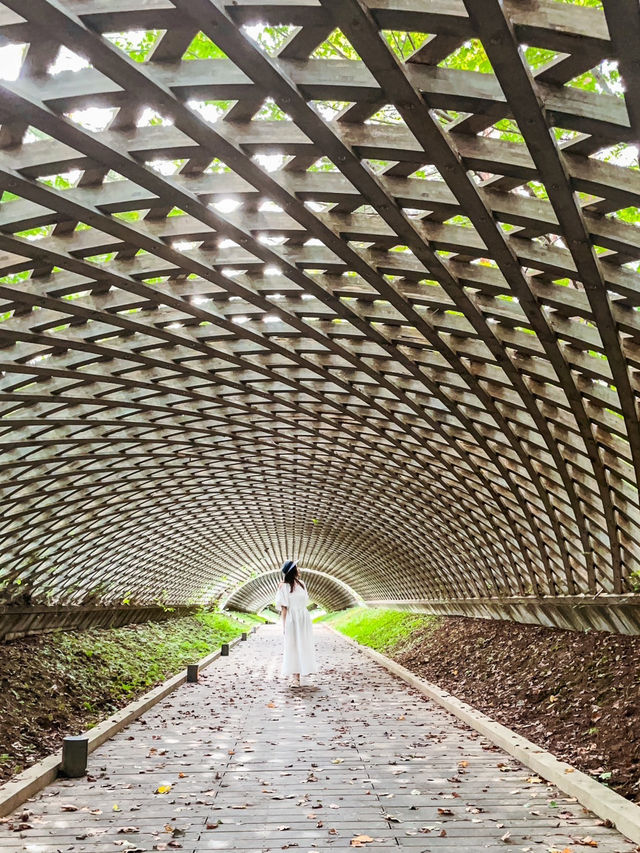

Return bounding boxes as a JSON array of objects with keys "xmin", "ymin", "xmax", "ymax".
[{"xmin": 1, "ymin": 0, "xmax": 640, "ymax": 614}]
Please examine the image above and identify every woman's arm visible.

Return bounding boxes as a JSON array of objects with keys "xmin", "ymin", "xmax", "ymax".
[{"xmin": 281, "ymin": 605, "xmax": 287, "ymax": 631}]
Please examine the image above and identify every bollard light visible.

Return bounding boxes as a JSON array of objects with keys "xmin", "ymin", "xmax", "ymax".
[
  {"xmin": 221, "ymin": 643, "xmax": 229, "ymax": 656},
  {"xmin": 61, "ymin": 735, "xmax": 88, "ymax": 778},
  {"xmin": 241, "ymin": 632, "xmax": 248, "ymax": 641},
  {"xmin": 186, "ymin": 664, "xmax": 199, "ymax": 683}
]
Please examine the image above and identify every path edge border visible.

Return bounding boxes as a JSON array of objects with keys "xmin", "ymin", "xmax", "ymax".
[
  {"xmin": 328, "ymin": 626, "xmax": 640, "ymax": 845},
  {"xmin": 0, "ymin": 633, "xmax": 248, "ymax": 818}
]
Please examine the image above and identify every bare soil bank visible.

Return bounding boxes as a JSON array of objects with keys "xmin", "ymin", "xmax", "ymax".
[{"xmin": 392, "ymin": 617, "xmax": 640, "ymax": 803}]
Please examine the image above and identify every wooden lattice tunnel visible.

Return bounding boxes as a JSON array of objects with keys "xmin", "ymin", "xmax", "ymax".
[{"xmin": 1, "ymin": 0, "xmax": 640, "ymax": 632}]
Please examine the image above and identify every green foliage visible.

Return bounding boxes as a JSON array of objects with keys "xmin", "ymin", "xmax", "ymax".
[
  {"xmin": 210, "ymin": 610, "xmax": 267, "ymax": 627},
  {"xmin": 183, "ymin": 31, "xmax": 227, "ymax": 61},
  {"xmin": 554, "ymin": 0, "xmax": 601, "ymax": 6},
  {"xmin": 318, "ymin": 607, "xmax": 439, "ymax": 653},
  {"xmin": 53, "ymin": 612, "xmax": 246, "ymax": 698},
  {"xmin": 441, "ymin": 39, "xmax": 492, "ymax": 74},
  {"xmin": 247, "ymin": 25, "xmax": 292, "ymax": 56},
  {"xmin": 312, "ymin": 29, "xmax": 360, "ymax": 61},
  {"xmin": 106, "ymin": 30, "xmax": 162, "ymax": 62},
  {"xmin": 382, "ymin": 31, "xmax": 429, "ymax": 60}
]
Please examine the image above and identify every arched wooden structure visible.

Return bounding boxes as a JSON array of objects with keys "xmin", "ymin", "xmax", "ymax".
[
  {"xmin": 223, "ymin": 569, "xmax": 360, "ymax": 614},
  {"xmin": 1, "ymin": 0, "xmax": 640, "ymax": 632}
]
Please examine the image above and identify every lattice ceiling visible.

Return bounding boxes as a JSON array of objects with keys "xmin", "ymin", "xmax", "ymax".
[{"xmin": 1, "ymin": 0, "xmax": 640, "ymax": 614}]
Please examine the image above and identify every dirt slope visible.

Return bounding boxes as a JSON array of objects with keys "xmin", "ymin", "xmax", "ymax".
[{"xmin": 392, "ymin": 617, "xmax": 640, "ymax": 803}]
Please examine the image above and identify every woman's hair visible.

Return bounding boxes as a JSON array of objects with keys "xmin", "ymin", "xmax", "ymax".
[{"xmin": 281, "ymin": 559, "xmax": 304, "ymax": 591}]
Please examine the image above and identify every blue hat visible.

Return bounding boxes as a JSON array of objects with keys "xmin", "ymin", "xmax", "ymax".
[{"xmin": 281, "ymin": 559, "xmax": 297, "ymax": 574}]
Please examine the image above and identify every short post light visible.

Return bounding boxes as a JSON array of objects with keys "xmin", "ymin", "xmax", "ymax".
[{"xmin": 61, "ymin": 735, "xmax": 88, "ymax": 778}]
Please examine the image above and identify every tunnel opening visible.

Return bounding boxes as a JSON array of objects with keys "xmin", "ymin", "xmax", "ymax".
[{"xmin": 221, "ymin": 567, "xmax": 363, "ymax": 615}]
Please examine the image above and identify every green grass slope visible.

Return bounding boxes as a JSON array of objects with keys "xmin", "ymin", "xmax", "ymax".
[
  {"xmin": 318, "ymin": 607, "xmax": 439, "ymax": 653},
  {"xmin": 0, "ymin": 611, "xmax": 252, "ymax": 782}
]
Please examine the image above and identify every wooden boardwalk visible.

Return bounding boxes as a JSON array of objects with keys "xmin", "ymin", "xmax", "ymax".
[{"xmin": 0, "ymin": 626, "xmax": 635, "ymax": 852}]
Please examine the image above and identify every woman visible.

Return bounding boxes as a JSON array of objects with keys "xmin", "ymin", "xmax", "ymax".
[{"xmin": 275, "ymin": 559, "xmax": 317, "ymax": 687}]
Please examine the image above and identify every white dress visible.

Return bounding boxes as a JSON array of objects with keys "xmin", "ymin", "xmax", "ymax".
[{"xmin": 275, "ymin": 582, "xmax": 317, "ymax": 676}]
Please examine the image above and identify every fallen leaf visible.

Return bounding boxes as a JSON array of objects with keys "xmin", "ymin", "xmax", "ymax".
[
  {"xmin": 155, "ymin": 784, "xmax": 172, "ymax": 795},
  {"xmin": 350, "ymin": 835, "xmax": 374, "ymax": 847}
]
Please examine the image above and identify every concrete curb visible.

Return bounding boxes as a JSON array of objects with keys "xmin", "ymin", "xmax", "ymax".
[
  {"xmin": 0, "ymin": 632, "xmax": 249, "ymax": 818},
  {"xmin": 329, "ymin": 626, "xmax": 640, "ymax": 845}
]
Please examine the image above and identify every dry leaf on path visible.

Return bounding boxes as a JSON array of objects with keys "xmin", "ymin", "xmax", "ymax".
[{"xmin": 350, "ymin": 835, "xmax": 375, "ymax": 847}]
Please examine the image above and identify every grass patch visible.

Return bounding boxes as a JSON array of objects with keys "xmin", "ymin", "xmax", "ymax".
[
  {"xmin": 318, "ymin": 607, "xmax": 439, "ymax": 654},
  {"xmin": 224, "ymin": 611, "xmax": 268, "ymax": 627},
  {"xmin": 0, "ymin": 611, "xmax": 256, "ymax": 782}
]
